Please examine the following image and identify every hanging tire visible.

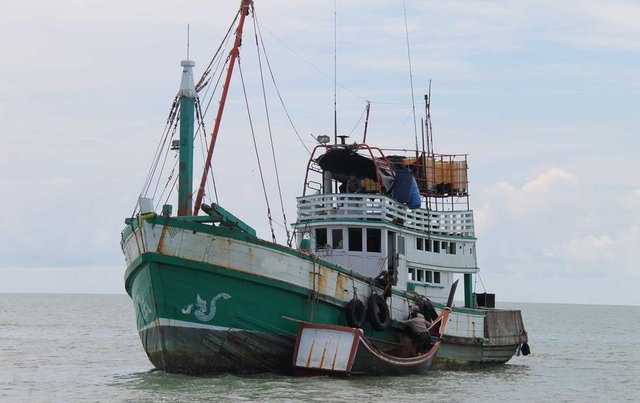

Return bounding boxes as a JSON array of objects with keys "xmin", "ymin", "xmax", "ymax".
[
  {"xmin": 367, "ymin": 294, "xmax": 390, "ymax": 331},
  {"xmin": 345, "ymin": 298, "xmax": 367, "ymax": 328},
  {"xmin": 418, "ymin": 297, "xmax": 439, "ymax": 322}
]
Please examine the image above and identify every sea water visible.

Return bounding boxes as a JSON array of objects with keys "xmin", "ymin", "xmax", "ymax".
[{"xmin": 1, "ymin": 294, "xmax": 639, "ymax": 402}]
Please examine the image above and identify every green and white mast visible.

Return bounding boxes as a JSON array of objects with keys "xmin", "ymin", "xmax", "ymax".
[{"xmin": 177, "ymin": 59, "xmax": 196, "ymax": 216}]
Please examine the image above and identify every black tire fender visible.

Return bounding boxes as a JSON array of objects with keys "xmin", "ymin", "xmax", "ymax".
[
  {"xmin": 367, "ymin": 294, "xmax": 390, "ymax": 331},
  {"xmin": 345, "ymin": 298, "xmax": 367, "ymax": 328}
]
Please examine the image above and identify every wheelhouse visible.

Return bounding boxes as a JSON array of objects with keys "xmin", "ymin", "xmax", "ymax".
[{"xmin": 293, "ymin": 141, "xmax": 479, "ymax": 305}]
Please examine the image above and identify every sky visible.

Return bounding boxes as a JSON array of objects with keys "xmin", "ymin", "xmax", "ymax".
[{"xmin": 1, "ymin": 0, "xmax": 638, "ymax": 305}]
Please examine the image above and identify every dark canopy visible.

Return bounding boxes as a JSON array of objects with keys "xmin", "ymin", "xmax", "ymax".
[{"xmin": 316, "ymin": 148, "xmax": 378, "ymax": 179}]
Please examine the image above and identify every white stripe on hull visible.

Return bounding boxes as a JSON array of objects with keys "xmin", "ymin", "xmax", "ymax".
[{"xmin": 139, "ymin": 317, "xmax": 247, "ymax": 333}]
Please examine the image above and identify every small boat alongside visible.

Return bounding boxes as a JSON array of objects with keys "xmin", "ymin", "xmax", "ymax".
[
  {"xmin": 293, "ymin": 281, "xmax": 458, "ymax": 376},
  {"xmin": 120, "ymin": 0, "xmax": 529, "ymax": 375}
]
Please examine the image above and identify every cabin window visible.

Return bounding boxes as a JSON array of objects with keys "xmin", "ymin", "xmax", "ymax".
[
  {"xmin": 425, "ymin": 270, "xmax": 433, "ymax": 283},
  {"xmin": 408, "ymin": 268, "xmax": 416, "ymax": 281},
  {"xmin": 425, "ymin": 239, "xmax": 432, "ymax": 252},
  {"xmin": 433, "ymin": 240, "xmax": 440, "ymax": 253},
  {"xmin": 442, "ymin": 241, "xmax": 448, "ymax": 254},
  {"xmin": 315, "ymin": 228, "xmax": 327, "ymax": 250},
  {"xmin": 416, "ymin": 238, "xmax": 423, "ymax": 251},
  {"xmin": 366, "ymin": 228, "xmax": 381, "ymax": 253},
  {"xmin": 449, "ymin": 242, "xmax": 456, "ymax": 255},
  {"xmin": 398, "ymin": 236, "xmax": 405, "ymax": 255},
  {"xmin": 434, "ymin": 271, "xmax": 441, "ymax": 284},
  {"xmin": 332, "ymin": 229, "xmax": 343, "ymax": 249},
  {"xmin": 348, "ymin": 227, "xmax": 363, "ymax": 252}
]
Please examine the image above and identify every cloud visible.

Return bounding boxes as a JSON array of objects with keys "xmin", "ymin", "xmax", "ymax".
[
  {"xmin": 561, "ymin": 235, "xmax": 614, "ymax": 263},
  {"xmin": 475, "ymin": 167, "xmax": 577, "ymax": 232},
  {"xmin": 521, "ymin": 168, "xmax": 576, "ymax": 194},
  {"xmin": 625, "ymin": 190, "xmax": 640, "ymax": 209},
  {"xmin": 475, "ymin": 172, "xmax": 640, "ymax": 304}
]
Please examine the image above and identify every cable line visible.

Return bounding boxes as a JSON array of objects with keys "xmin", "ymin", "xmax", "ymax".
[
  {"xmin": 238, "ymin": 59, "xmax": 277, "ymax": 243},
  {"xmin": 252, "ymin": 10, "xmax": 292, "ymax": 245}
]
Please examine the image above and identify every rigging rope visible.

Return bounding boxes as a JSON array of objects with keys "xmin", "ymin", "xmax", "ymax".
[
  {"xmin": 259, "ymin": 24, "xmax": 367, "ymax": 103},
  {"xmin": 134, "ymin": 94, "xmax": 180, "ymax": 218},
  {"xmin": 238, "ymin": 59, "xmax": 277, "ymax": 243},
  {"xmin": 254, "ymin": 16, "xmax": 310, "ymax": 154},
  {"xmin": 141, "ymin": 95, "xmax": 179, "ymax": 196},
  {"xmin": 196, "ymin": 12, "xmax": 239, "ymax": 92},
  {"xmin": 151, "ymin": 114, "xmax": 180, "ymax": 201},
  {"xmin": 252, "ymin": 10, "xmax": 292, "ymax": 246},
  {"xmin": 348, "ymin": 106, "xmax": 367, "ymax": 136},
  {"xmin": 195, "ymin": 96, "xmax": 219, "ymax": 204}
]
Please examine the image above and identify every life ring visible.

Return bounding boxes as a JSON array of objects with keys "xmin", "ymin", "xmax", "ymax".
[
  {"xmin": 345, "ymin": 298, "xmax": 367, "ymax": 328},
  {"xmin": 367, "ymin": 294, "xmax": 390, "ymax": 331},
  {"xmin": 418, "ymin": 297, "xmax": 439, "ymax": 322}
]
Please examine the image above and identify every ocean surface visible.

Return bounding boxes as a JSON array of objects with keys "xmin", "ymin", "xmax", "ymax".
[{"xmin": 1, "ymin": 294, "xmax": 638, "ymax": 402}]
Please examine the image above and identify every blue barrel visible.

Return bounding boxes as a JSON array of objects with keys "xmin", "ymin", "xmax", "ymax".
[{"xmin": 393, "ymin": 171, "xmax": 421, "ymax": 209}]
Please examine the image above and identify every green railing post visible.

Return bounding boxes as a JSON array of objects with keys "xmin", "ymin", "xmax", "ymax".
[{"xmin": 464, "ymin": 273, "xmax": 473, "ymax": 308}]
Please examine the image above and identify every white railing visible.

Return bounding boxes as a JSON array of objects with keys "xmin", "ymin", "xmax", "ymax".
[{"xmin": 296, "ymin": 194, "xmax": 475, "ymax": 238}]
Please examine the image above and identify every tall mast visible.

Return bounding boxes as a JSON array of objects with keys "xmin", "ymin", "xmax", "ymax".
[
  {"xmin": 177, "ymin": 59, "xmax": 196, "ymax": 216},
  {"xmin": 194, "ymin": 0, "xmax": 252, "ymax": 216}
]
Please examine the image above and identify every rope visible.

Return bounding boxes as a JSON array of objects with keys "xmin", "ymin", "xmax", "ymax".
[
  {"xmin": 251, "ymin": 10, "xmax": 292, "ymax": 246},
  {"xmin": 141, "ymin": 95, "xmax": 179, "ymax": 197},
  {"xmin": 195, "ymin": 96, "xmax": 219, "ymax": 204},
  {"xmin": 259, "ymin": 24, "xmax": 367, "ymax": 103},
  {"xmin": 195, "ymin": 12, "xmax": 239, "ymax": 91},
  {"xmin": 254, "ymin": 16, "xmax": 310, "ymax": 155},
  {"xmin": 162, "ymin": 170, "xmax": 179, "ymax": 207},
  {"xmin": 151, "ymin": 113, "xmax": 180, "ymax": 201},
  {"xmin": 201, "ymin": 50, "xmax": 233, "ymax": 118},
  {"xmin": 157, "ymin": 159, "xmax": 178, "ymax": 208},
  {"xmin": 348, "ymin": 106, "xmax": 367, "ymax": 136},
  {"xmin": 476, "ymin": 271, "xmax": 487, "ymax": 293},
  {"xmin": 238, "ymin": 59, "xmax": 277, "ymax": 243},
  {"xmin": 131, "ymin": 94, "xmax": 180, "ymax": 217}
]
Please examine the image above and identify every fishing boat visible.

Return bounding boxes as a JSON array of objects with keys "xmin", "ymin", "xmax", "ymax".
[
  {"xmin": 121, "ymin": 0, "xmax": 529, "ymax": 375},
  {"xmin": 293, "ymin": 281, "xmax": 458, "ymax": 376}
]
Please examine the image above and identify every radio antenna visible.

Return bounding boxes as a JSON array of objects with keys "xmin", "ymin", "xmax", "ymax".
[
  {"xmin": 186, "ymin": 24, "xmax": 190, "ymax": 59},
  {"xmin": 333, "ymin": 0, "xmax": 338, "ymax": 144},
  {"xmin": 402, "ymin": 0, "xmax": 419, "ymax": 152}
]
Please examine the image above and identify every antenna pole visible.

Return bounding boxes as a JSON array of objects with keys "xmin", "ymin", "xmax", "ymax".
[
  {"xmin": 427, "ymin": 79, "xmax": 434, "ymax": 156},
  {"xmin": 362, "ymin": 101, "xmax": 371, "ymax": 143},
  {"xmin": 402, "ymin": 0, "xmax": 419, "ymax": 152},
  {"xmin": 187, "ymin": 24, "xmax": 190, "ymax": 59},
  {"xmin": 333, "ymin": 0, "xmax": 338, "ymax": 144},
  {"xmin": 194, "ymin": 0, "xmax": 251, "ymax": 216}
]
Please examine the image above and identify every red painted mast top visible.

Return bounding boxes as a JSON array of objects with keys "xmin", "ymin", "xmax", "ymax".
[{"xmin": 193, "ymin": 0, "xmax": 252, "ymax": 216}]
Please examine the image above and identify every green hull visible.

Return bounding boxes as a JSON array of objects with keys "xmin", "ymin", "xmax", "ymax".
[{"xmin": 126, "ymin": 252, "xmax": 395, "ymax": 374}]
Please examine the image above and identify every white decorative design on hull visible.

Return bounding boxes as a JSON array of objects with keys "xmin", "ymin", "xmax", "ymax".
[{"xmin": 181, "ymin": 293, "xmax": 232, "ymax": 322}]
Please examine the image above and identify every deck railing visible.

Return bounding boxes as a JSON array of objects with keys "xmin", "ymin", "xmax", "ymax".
[{"xmin": 296, "ymin": 194, "xmax": 475, "ymax": 238}]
